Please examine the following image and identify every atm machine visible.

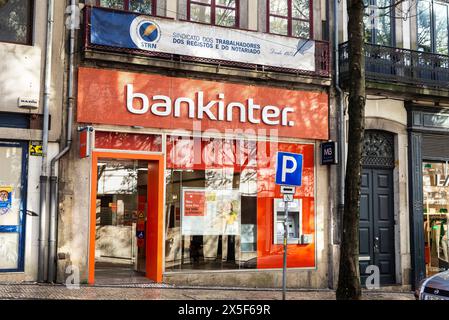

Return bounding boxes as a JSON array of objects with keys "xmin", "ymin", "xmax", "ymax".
[{"xmin": 273, "ymin": 198, "xmax": 313, "ymax": 245}]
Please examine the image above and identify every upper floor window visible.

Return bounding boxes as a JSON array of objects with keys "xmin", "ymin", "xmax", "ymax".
[
  {"xmin": 0, "ymin": 0, "xmax": 33, "ymax": 45},
  {"xmin": 417, "ymin": 0, "xmax": 448, "ymax": 55},
  {"xmin": 96, "ymin": 0, "xmax": 155, "ymax": 15},
  {"xmin": 363, "ymin": 0, "xmax": 394, "ymax": 46},
  {"xmin": 267, "ymin": 0, "xmax": 311, "ymax": 38},
  {"xmin": 187, "ymin": 0, "xmax": 239, "ymax": 28}
]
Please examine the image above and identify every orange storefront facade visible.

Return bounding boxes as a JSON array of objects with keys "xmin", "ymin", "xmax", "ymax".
[{"xmin": 76, "ymin": 67, "xmax": 329, "ymax": 284}]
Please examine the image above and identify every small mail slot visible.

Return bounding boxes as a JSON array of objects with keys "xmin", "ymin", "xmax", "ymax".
[{"xmin": 359, "ymin": 256, "xmax": 371, "ymax": 261}]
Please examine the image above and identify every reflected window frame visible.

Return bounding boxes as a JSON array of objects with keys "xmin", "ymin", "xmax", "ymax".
[
  {"xmin": 363, "ymin": 0, "xmax": 395, "ymax": 46},
  {"xmin": 187, "ymin": 0, "xmax": 240, "ymax": 28}
]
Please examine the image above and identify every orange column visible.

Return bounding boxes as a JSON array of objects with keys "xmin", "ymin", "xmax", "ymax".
[
  {"xmin": 88, "ymin": 153, "xmax": 98, "ymax": 284},
  {"xmin": 146, "ymin": 158, "xmax": 164, "ymax": 282}
]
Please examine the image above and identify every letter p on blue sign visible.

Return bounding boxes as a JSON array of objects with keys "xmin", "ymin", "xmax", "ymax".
[{"xmin": 275, "ymin": 152, "xmax": 303, "ymax": 186}]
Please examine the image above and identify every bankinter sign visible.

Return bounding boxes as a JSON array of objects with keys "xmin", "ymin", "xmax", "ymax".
[
  {"xmin": 77, "ymin": 67, "xmax": 329, "ymax": 140},
  {"xmin": 126, "ymin": 85, "xmax": 295, "ymax": 126}
]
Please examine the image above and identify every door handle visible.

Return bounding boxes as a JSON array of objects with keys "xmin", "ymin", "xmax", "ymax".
[{"xmin": 374, "ymin": 237, "xmax": 380, "ymax": 253}]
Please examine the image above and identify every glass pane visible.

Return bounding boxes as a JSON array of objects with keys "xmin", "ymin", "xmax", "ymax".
[
  {"xmin": 292, "ymin": 0, "xmax": 309, "ymax": 20},
  {"xmin": 0, "ymin": 0, "xmax": 31, "ymax": 44},
  {"xmin": 190, "ymin": 3, "xmax": 211, "ymax": 24},
  {"xmin": 292, "ymin": 19, "xmax": 310, "ymax": 38},
  {"xmin": 216, "ymin": 0, "xmax": 235, "ymax": 8},
  {"xmin": 270, "ymin": 0, "xmax": 288, "ymax": 17},
  {"xmin": 0, "ymin": 146, "xmax": 22, "ymax": 226},
  {"xmin": 434, "ymin": 2, "xmax": 449, "ymax": 55},
  {"xmin": 129, "ymin": 0, "xmax": 153, "ymax": 14},
  {"xmin": 269, "ymin": 16, "xmax": 288, "ymax": 35},
  {"xmin": 0, "ymin": 233, "xmax": 19, "ymax": 269},
  {"xmin": 99, "ymin": 0, "xmax": 125, "ymax": 10},
  {"xmin": 364, "ymin": 0, "xmax": 373, "ymax": 43},
  {"xmin": 417, "ymin": 0, "xmax": 432, "ymax": 52},
  {"xmin": 95, "ymin": 159, "xmax": 148, "ymax": 274},
  {"xmin": 165, "ymin": 137, "xmax": 258, "ymax": 271},
  {"xmin": 375, "ymin": 0, "xmax": 392, "ymax": 46},
  {"xmin": 422, "ymin": 161, "xmax": 449, "ymax": 276},
  {"xmin": 216, "ymin": 7, "xmax": 236, "ymax": 27}
]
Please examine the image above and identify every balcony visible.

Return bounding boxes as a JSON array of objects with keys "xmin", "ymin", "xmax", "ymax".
[
  {"xmin": 339, "ymin": 42, "xmax": 449, "ymax": 92},
  {"xmin": 82, "ymin": 6, "xmax": 330, "ymax": 78}
]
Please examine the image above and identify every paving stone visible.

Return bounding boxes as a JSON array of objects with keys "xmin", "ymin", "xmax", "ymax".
[{"xmin": 0, "ymin": 283, "xmax": 415, "ymax": 300}]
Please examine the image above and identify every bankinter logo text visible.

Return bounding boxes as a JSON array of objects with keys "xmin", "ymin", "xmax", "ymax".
[{"xmin": 126, "ymin": 84, "xmax": 296, "ymax": 127}]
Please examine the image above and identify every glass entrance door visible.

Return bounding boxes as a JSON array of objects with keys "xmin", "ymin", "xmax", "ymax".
[
  {"xmin": 94, "ymin": 158, "xmax": 148, "ymax": 282},
  {"xmin": 0, "ymin": 141, "xmax": 27, "ymax": 272},
  {"xmin": 423, "ymin": 161, "xmax": 449, "ymax": 276}
]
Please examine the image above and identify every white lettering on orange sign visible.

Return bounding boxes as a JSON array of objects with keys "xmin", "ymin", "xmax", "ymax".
[{"xmin": 126, "ymin": 84, "xmax": 295, "ymax": 127}]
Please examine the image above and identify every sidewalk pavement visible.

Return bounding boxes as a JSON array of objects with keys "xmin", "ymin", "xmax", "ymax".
[{"xmin": 0, "ymin": 283, "xmax": 415, "ymax": 300}]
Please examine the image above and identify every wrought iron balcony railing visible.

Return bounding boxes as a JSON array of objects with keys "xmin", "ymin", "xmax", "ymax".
[{"xmin": 339, "ymin": 42, "xmax": 449, "ymax": 89}]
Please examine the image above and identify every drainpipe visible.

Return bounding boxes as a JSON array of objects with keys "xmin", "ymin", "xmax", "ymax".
[
  {"xmin": 334, "ymin": 0, "xmax": 346, "ymax": 239},
  {"xmin": 47, "ymin": 0, "xmax": 76, "ymax": 283},
  {"xmin": 38, "ymin": 0, "xmax": 55, "ymax": 283}
]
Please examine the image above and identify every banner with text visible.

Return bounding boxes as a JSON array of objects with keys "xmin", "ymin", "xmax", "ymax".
[{"xmin": 90, "ymin": 7, "xmax": 315, "ymax": 71}]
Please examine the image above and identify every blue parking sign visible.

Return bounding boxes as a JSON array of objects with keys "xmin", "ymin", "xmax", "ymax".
[{"xmin": 275, "ymin": 152, "xmax": 303, "ymax": 186}]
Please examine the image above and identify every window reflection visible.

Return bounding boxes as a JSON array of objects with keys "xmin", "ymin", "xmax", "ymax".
[
  {"xmin": 416, "ymin": 0, "xmax": 449, "ymax": 54},
  {"xmin": 99, "ymin": 0, "xmax": 124, "ymax": 10},
  {"xmin": 98, "ymin": 0, "xmax": 154, "ymax": 15},
  {"xmin": 434, "ymin": 2, "xmax": 449, "ymax": 55},
  {"xmin": 364, "ymin": 0, "xmax": 393, "ymax": 46},
  {"xmin": 190, "ymin": 3, "xmax": 212, "ymax": 24},
  {"xmin": 268, "ymin": 0, "xmax": 310, "ymax": 38},
  {"xmin": 418, "ymin": 0, "xmax": 432, "ymax": 52},
  {"xmin": 95, "ymin": 159, "xmax": 148, "ymax": 273},
  {"xmin": 189, "ymin": 0, "xmax": 237, "ymax": 27},
  {"xmin": 129, "ymin": 0, "xmax": 153, "ymax": 14},
  {"xmin": 165, "ymin": 137, "xmax": 258, "ymax": 271},
  {"xmin": 0, "ymin": 145, "xmax": 23, "ymax": 270},
  {"xmin": 0, "ymin": 0, "xmax": 33, "ymax": 45}
]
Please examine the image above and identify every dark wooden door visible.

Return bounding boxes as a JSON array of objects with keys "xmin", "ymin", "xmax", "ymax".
[{"xmin": 359, "ymin": 168, "xmax": 396, "ymax": 285}]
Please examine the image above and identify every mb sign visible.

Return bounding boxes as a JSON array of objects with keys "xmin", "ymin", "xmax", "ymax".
[{"xmin": 275, "ymin": 152, "xmax": 303, "ymax": 186}]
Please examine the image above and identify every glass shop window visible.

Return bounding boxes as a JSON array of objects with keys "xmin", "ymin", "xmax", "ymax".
[
  {"xmin": 164, "ymin": 135, "xmax": 316, "ymax": 272},
  {"xmin": 423, "ymin": 161, "xmax": 449, "ymax": 276},
  {"xmin": 165, "ymin": 136, "xmax": 258, "ymax": 271}
]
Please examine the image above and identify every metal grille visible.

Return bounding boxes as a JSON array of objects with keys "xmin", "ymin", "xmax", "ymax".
[
  {"xmin": 422, "ymin": 133, "xmax": 449, "ymax": 159},
  {"xmin": 362, "ymin": 130, "xmax": 395, "ymax": 168}
]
